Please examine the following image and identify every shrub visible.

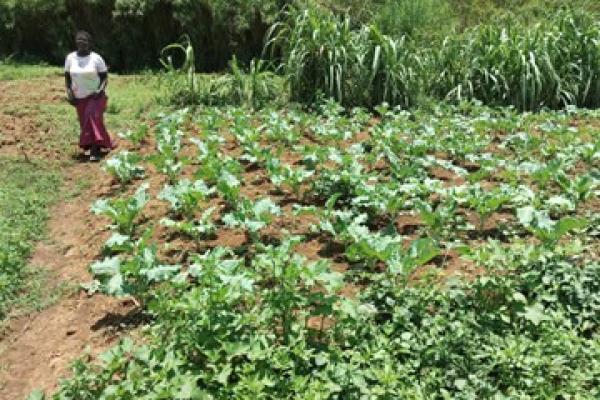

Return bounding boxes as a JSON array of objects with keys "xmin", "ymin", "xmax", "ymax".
[{"xmin": 0, "ymin": 0, "xmax": 283, "ymax": 71}]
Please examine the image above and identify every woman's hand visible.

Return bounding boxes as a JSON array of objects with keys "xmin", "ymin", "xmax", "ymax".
[
  {"xmin": 92, "ymin": 89, "xmax": 105, "ymax": 99},
  {"xmin": 66, "ymin": 88, "xmax": 77, "ymax": 106}
]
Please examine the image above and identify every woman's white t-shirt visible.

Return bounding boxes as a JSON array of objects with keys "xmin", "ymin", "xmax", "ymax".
[{"xmin": 64, "ymin": 51, "xmax": 108, "ymax": 99}]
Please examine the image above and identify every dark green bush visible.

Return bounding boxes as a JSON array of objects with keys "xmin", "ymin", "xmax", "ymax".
[
  {"xmin": 2, "ymin": 0, "xmax": 599, "ymax": 74},
  {"xmin": 0, "ymin": 0, "xmax": 286, "ymax": 71}
]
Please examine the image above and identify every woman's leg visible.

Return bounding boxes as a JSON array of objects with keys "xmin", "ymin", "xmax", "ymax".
[
  {"xmin": 76, "ymin": 98, "xmax": 92, "ymax": 151},
  {"xmin": 78, "ymin": 96, "xmax": 116, "ymax": 156},
  {"xmin": 90, "ymin": 96, "xmax": 116, "ymax": 150}
]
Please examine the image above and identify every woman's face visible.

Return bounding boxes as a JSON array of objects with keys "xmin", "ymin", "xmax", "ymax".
[{"xmin": 76, "ymin": 36, "xmax": 90, "ymax": 53}]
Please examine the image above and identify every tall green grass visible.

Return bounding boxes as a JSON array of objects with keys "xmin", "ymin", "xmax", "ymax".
[
  {"xmin": 266, "ymin": 7, "xmax": 423, "ymax": 108},
  {"xmin": 434, "ymin": 10, "xmax": 600, "ymax": 111},
  {"xmin": 373, "ymin": 0, "xmax": 454, "ymax": 41},
  {"xmin": 269, "ymin": 6, "xmax": 600, "ymax": 111}
]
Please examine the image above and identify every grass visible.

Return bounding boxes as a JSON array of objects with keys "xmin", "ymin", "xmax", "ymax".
[
  {"xmin": 20, "ymin": 74, "xmax": 164, "ymax": 158},
  {"xmin": 0, "ymin": 158, "xmax": 61, "ymax": 322},
  {"xmin": 0, "ymin": 59, "xmax": 61, "ymax": 81},
  {"xmin": 103, "ymin": 74, "xmax": 166, "ymax": 131},
  {"xmin": 269, "ymin": 7, "xmax": 600, "ymax": 110}
]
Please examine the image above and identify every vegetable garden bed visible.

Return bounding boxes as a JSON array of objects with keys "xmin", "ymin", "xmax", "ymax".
[{"xmin": 44, "ymin": 102, "xmax": 600, "ymax": 399}]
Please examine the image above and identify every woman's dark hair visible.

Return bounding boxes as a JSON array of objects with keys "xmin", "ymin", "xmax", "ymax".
[{"xmin": 75, "ymin": 30, "xmax": 92, "ymax": 42}]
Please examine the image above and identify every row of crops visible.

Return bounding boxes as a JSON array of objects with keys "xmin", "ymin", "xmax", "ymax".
[{"xmin": 35, "ymin": 101, "xmax": 600, "ymax": 398}]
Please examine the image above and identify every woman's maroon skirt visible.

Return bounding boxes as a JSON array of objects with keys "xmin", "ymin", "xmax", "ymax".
[{"xmin": 75, "ymin": 95, "xmax": 117, "ymax": 150}]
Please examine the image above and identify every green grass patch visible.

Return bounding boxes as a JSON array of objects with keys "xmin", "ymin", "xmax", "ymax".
[
  {"xmin": 104, "ymin": 74, "xmax": 166, "ymax": 132},
  {"xmin": 0, "ymin": 59, "xmax": 62, "ymax": 81},
  {"xmin": 0, "ymin": 157, "xmax": 61, "ymax": 321}
]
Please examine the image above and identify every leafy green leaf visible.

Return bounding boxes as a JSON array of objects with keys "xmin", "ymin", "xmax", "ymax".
[
  {"xmin": 408, "ymin": 238, "xmax": 440, "ymax": 267},
  {"xmin": 520, "ymin": 303, "xmax": 550, "ymax": 326}
]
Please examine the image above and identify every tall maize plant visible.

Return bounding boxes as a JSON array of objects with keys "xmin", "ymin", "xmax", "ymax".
[
  {"xmin": 160, "ymin": 34, "xmax": 196, "ymax": 92},
  {"xmin": 557, "ymin": 12, "xmax": 600, "ymax": 108},
  {"xmin": 266, "ymin": 6, "xmax": 423, "ymax": 108},
  {"xmin": 364, "ymin": 27, "xmax": 424, "ymax": 108},
  {"xmin": 266, "ymin": 8, "xmax": 354, "ymax": 104},
  {"xmin": 433, "ymin": 10, "xmax": 600, "ymax": 111}
]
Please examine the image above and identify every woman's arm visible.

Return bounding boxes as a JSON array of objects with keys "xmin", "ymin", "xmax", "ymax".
[
  {"xmin": 64, "ymin": 72, "xmax": 76, "ymax": 105},
  {"xmin": 95, "ymin": 71, "xmax": 108, "ymax": 97}
]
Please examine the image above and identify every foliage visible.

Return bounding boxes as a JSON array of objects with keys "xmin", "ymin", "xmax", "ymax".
[
  {"xmin": 0, "ymin": 57, "xmax": 59, "ymax": 81},
  {"xmin": 161, "ymin": 207, "xmax": 217, "ymax": 244},
  {"xmin": 91, "ymin": 183, "xmax": 149, "ymax": 236},
  {"xmin": 148, "ymin": 109, "xmax": 188, "ymax": 183},
  {"xmin": 222, "ymin": 197, "xmax": 282, "ymax": 242},
  {"xmin": 433, "ymin": 10, "xmax": 600, "ymax": 110},
  {"xmin": 90, "ymin": 230, "xmax": 180, "ymax": 300},
  {"xmin": 373, "ymin": 0, "xmax": 455, "ymax": 41},
  {"xmin": 267, "ymin": 6, "xmax": 423, "ymax": 108},
  {"xmin": 118, "ymin": 123, "xmax": 149, "ymax": 148},
  {"xmin": 266, "ymin": 5, "xmax": 600, "ymax": 111},
  {"xmin": 0, "ymin": 158, "xmax": 60, "ymax": 321},
  {"xmin": 160, "ymin": 34, "xmax": 196, "ymax": 93},
  {"xmin": 39, "ymin": 104, "xmax": 600, "ymax": 398},
  {"xmin": 266, "ymin": 156, "xmax": 313, "ymax": 197},
  {"xmin": 0, "ymin": 0, "xmax": 283, "ymax": 71},
  {"xmin": 104, "ymin": 151, "xmax": 145, "ymax": 186},
  {"xmin": 158, "ymin": 179, "xmax": 214, "ymax": 220},
  {"xmin": 163, "ymin": 58, "xmax": 282, "ymax": 108},
  {"xmin": 229, "ymin": 56, "xmax": 280, "ymax": 109}
]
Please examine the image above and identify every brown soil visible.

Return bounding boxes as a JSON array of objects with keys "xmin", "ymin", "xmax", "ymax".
[
  {"xmin": 459, "ymin": 210, "xmax": 516, "ymax": 239},
  {"xmin": 0, "ymin": 78, "xmax": 68, "ymax": 160},
  {"xmin": 395, "ymin": 214, "xmax": 423, "ymax": 235},
  {"xmin": 429, "ymin": 167, "xmax": 466, "ymax": 186},
  {"xmin": 0, "ymin": 78, "xmax": 135, "ymax": 398}
]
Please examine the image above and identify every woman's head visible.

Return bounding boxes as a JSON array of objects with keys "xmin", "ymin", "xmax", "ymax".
[{"xmin": 75, "ymin": 31, "xmax": 92, "ymax": 54}]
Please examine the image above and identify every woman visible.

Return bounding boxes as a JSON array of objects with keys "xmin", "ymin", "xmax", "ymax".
[{"xmin": 65, "ymin": 31, "xmax": 116, "ymax": 161}]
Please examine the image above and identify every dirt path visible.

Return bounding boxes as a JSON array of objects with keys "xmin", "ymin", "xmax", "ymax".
[{"xmin": 0, "ymin": 77, "xmax": 135, "ymax": 399}]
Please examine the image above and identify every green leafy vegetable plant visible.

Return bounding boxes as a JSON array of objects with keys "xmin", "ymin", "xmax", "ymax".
[
  {"xmin": 555, "ymin": 172, "xmax": 597, "ymax": 204},
  {"xmin": 416, "ymin": 198, "xmax": 457, "ymax": 242},
  {"xmin": 222, "ymin": 197, "xmax": 281, "ymax": 243},
  {"xmin": 104, "ymin": 151, "xmax": 145, "ymax": 186},
  {"xmin": 91, "ymin": 183, "xmax": 149, "ymax": 236},
  {"xmin": 517, "ymin": 206, "xmax": 587, "ymax": 247},
  {"xmin": 90, "ymin": 233, "xmax": 180, "ymax": 302},
  {"xmin": 464, "ymin": 186, "xmax": 511, "ymax": 232},
  {"xmin": 158, "ymin": 179, "xmax": 214, "ymax": 220},
  {"xmin": 118, "ymin": 123, "xmax": 149, "ymax": 148},
  {"xmin": 161, "ymin": 207, "xmax": 217, "ymax": 246},
  {"xmin": 266, "ymin": 157, "xmax": 314, "ymax": 198}
]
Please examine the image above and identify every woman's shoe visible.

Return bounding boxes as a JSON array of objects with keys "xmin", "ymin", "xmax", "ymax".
[{"xmin": 89, "ymin": 146, "xmax": 101, "ymax": 162}]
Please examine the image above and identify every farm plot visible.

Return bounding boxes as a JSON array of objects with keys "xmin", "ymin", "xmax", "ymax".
[{"xmin": 48, "ymin": 103, "xmax": 600, "ymax": 398}]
